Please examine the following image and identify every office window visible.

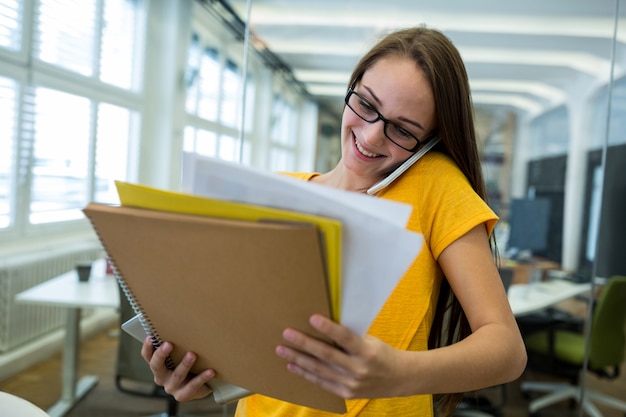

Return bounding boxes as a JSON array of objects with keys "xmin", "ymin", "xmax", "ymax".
[
  {"xmin": 0, "ymin": 0, "xmax": 146, "ymax": 232},
  {"xmin": 29, "ymin": 88, "xmax": 92, "ymax": 224},
  {"xmin": 34, "ymin": 1, "xmax": 98, "ymax": 76},
  {"xmin": 26, "ymin": 89, "xmax": 139, "ymax": 225},
  {"xmin": 95, "ymin": 103, "xmax": 135, "ymax": 203},
  {"xmin": 269, "ymin": 148, "xmax": 295, "ymax": 172},
  {"xmin": 268, "ymin": 93, "xmax": 299, "ymax": 171},
  {"xmin": 0, "ymin": 75, "xmax": 16, "ymax": 228},
  {"xmin": 33, "ymin": 0, "xmax": 144, "ymax": 89},
  {"xmin": 186, "ymin": 44, "xmax": 220, "ymax": 121},
  {"xmin": 218, "ymin": 134, "xmax": 240, "ymax": 161},
  {"xmin": 221, "ymin": 59, "xmax": 241, "ymax": 128},
  {"xmin": 184, "ymin": 127, "xmax": 218, "ymax": 158},
  {"xmin": 100, "ymin": 0, "xmax": 143, "ymax": 89},
  {"xmin": 184, "ymin": 29, "xmax": 251, "ymax": 164}
]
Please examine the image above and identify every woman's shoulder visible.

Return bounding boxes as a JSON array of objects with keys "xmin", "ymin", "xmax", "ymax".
[
  {"xmin": 389, "ymin": 151, "xmax": 467, "ymax": 191},
  {"xmin": 411, "ymin": 151, "xmax": 464, "ymax": 177}
]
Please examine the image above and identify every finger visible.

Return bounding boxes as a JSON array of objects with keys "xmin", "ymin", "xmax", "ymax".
[
  {"xmin": 174, "ymin": 370, "xmax": 215, "ymax": 401},
  {"xmin": 149, "ymin": 342, "xmax": 174, "ymax": 385},
  {"xmin": 286, "ymin": 361, "xmax": 355, "ymax": 399},
  {"xmin": 277, "ymin": 344, "xmax": 356, "ymax": 398},
  {"xmin": 277, "ymin": 343, "xmax": 345, "ymax": 377},
  {"xmin": 277, "ymin": 338, "xmax": 361, "ymax": 396},
  {"xmin": 282, "ymin": 327, "xmax": 344, "ymax": 363},
  {"xmin": 169, "ymin": 351, "xmax": 200, "ymax": 387},
  {"xmin": 140, "ymin": 336, "xmax": 155, "ymax": 362},
  {"xmin": 309, "ymin": 315, "xmax": 362, "ymax": 354},
  {"xmin": 150, "ymin": 342, "xmax": 173, "ymax": 369},
  {"xmin": 281, "ymin": 320, "xmax": 356, "ymax": 371}
]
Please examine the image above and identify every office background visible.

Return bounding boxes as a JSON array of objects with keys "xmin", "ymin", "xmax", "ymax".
[{"xmin": 1, "ymin": 0, "xmax": 625, "ymax": 414}]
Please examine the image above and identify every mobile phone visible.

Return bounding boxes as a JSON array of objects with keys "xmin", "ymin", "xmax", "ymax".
[{"xmin": 367, "ymin": 137, "xmax": 440, "ymax": 195}]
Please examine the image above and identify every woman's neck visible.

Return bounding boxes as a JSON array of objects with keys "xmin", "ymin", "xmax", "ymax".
[{"xmin": 312, "ymin": 166, "xmax": 376, "ymax": 194}]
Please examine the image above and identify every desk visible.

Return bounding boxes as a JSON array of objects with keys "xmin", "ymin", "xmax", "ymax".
[
  {"xmin": 502, "ymin": 258, "xmax": 561, "ymax": 285},
  {"xmin": 15, "ymin": 264, "xmax": 119, "ymax": 417},
  {"xmin": 508, "ymin": 279, "xmax": 591, "ymax": 316},
  {"xmin": 466, "ymin": 280, "xmax": 592, "ymax": 414}
]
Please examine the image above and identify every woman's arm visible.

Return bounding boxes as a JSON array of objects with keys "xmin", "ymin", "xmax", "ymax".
[
  {"xmin": 405, "ymin": 223, "xmax": 527, "ymax": 393},
  {"xmin": 275, "ymin": 224, "xmax": 527, "ymax": 399}
]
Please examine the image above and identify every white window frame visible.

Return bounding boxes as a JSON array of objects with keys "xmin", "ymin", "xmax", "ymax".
[{"xmin": 0, "ymin": 0, "xmax": 147, "ymax": 248}]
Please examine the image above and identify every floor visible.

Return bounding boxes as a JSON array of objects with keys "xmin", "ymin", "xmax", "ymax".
[{"xmin": 0, "ymin": 325, "xmax": 624, "ymax": 417}]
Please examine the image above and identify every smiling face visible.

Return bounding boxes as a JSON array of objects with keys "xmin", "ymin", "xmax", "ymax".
[{"xmin": 340, "ymin": 56, "xmax": 436, "ymax": 187}]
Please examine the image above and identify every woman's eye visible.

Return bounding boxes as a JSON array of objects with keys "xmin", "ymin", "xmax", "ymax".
[
  {"xmin": 392, "ymin": 125, "xmax": 413, "ymax": 139},
  {"xmin": 359, "ymin": 99, "xmax": 376, "ymax": 113}
]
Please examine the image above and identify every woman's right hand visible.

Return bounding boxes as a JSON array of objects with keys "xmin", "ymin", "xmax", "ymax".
[{"xmin": 141, "ymin": 337, "xmax": 216, "ymax": 402}]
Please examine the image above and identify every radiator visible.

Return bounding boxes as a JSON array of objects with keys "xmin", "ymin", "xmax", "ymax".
[{"xmin": 0, "ymin": 241, "xmax": 105, "ymax": 352}]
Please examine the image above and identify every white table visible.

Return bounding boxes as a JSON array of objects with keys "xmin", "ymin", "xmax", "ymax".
[
  {"xmin": 15, "ymin": 262, "xmax": 120, "ymax": 417},
  {"xmin": 508, "ymin": 279, "xmax": 592, "ymax": 316}
]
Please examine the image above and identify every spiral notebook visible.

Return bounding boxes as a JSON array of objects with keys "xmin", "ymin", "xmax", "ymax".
[{"xmin": 83, "ymin": 201, "xmax": 346, "ymax": 413}]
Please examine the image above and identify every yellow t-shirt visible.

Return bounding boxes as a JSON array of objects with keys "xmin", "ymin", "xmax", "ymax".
[{"xmin": 235, "ymin": 152, "xmax": 498, "ymax": 417}]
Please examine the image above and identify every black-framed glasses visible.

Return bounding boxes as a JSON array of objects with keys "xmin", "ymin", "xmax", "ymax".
[{"xmin": 344, "ymin": 88, "xmax": 424, "ymax": 152}]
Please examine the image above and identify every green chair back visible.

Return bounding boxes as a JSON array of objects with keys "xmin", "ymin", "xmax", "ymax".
[{"xmin": 589, "ymin": 276, "xmax": 626, "ymax": 369}]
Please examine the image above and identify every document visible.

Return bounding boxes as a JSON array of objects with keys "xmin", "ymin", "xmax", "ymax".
[{"xmin": 181, "ymin": 153, "xmax": 423, "ymax": 336}]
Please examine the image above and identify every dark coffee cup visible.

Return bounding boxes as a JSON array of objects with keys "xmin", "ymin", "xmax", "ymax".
[{"xmin": 76, "ymin": 264, "xmax": 92, "ymax": 282}]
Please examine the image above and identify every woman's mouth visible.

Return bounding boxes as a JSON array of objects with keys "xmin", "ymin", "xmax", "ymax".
[{"xmin": 354, "ymin": 138, "xmax": 382, "ymax": 158}]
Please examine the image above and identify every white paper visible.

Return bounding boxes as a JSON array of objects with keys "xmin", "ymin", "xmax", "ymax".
[{"xmin": 181, "ymin": 154, "xmax": 423, "ymax": 336}]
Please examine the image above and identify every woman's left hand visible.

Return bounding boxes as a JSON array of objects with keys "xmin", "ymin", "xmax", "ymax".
[{"xmin": 275, "ymin": 314, "xmax": 409, "ymax": 399}]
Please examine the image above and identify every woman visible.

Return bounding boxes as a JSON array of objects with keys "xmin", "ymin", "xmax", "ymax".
[{"xmin": 142, "ymin": 25, "xmax": 527, "ymax": 416}]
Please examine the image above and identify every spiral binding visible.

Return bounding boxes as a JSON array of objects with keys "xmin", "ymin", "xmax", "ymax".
[
  {"xmin": 104, "ymin": 252, "xmax": 176, "ymax": 370},
  {"xmin": 84, "ymin": 202, "xmax": 167, "ymax": 360}
]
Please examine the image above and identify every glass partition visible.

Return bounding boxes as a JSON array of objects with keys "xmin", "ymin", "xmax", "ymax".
[{"xmin": 228, "ymin": 0, "xmax": 622, "ymax": 415}]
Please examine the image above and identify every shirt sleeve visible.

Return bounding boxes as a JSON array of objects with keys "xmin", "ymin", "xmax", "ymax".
[{"xmin": 379, "ymin": 152, "xmax": 498, "ymax": 260}]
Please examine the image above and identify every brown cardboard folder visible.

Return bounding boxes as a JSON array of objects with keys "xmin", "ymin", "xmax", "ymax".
[{"xmin": 83, "ymin": 203, "xmax": 346, "ymax": 413}]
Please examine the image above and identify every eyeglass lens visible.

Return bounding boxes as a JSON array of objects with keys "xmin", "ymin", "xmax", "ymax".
[{"xmin": 346, "ymin": 90, "xmax": 421, "ymax": 152}]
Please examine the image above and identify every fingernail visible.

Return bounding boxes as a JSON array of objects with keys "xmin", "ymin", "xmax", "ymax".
[
  {"xmin": 310, "ymin": 314, "xmax": 323, "ymax": 328},
  {"xmin": 276, "ymin": 345, "xmax": 287, "ymax": 358},
  {"xmin": 282, "ymin": 328, "xmax": 296, "ymax": 342}
]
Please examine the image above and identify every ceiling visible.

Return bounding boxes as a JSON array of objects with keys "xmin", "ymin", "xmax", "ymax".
[{"xmin": 225, "ymin": 0, "xmax": 623, "ymax": 125}]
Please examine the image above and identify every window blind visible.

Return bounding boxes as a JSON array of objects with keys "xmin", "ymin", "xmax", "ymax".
[
  {"xmin": 1, "ymin": 0, "xmax": 145, "ymax": 230},
  {"xmin": 0, "ymin": 0, "xmax": 21, "ymax": 51},
  {"xmin": 34, "ymin": 0, "xmax": 98, "ymax": 77}
]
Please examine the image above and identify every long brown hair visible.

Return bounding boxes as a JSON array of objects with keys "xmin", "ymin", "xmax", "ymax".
[{"xmin": 347, "ymin": 26, "xmax": 495, "ymax": 416}]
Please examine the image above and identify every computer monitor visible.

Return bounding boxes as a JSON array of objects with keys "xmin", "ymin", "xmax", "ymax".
[{"xmin": 507, "ymin": 198, "xmax": 551, "ymax": 256}]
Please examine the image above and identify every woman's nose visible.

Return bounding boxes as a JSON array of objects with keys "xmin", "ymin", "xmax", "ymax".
[{"xmin": 360, "ymin": 119, "xmax": 387, "ymax": 148}]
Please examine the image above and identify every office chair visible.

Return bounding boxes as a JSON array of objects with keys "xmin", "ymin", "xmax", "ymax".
[
  {"xmin": 520, "ymin": 276, "xmax": 626, "ymax": 417},
  {"xmin": 116, "ymin": 286, "xmax": 227, "ymax": 417},
  {"xmin": 115, "ymin": 285, "xmax": 184, "ymax": 417}
]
